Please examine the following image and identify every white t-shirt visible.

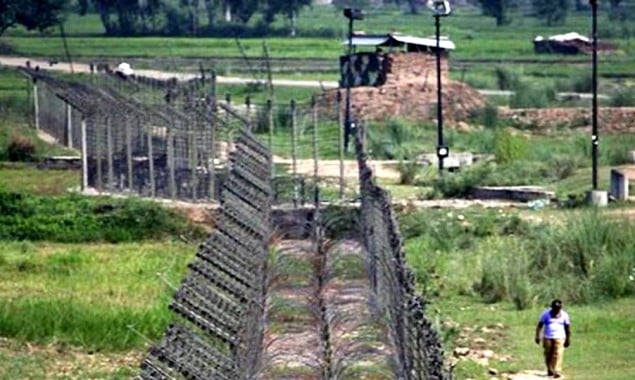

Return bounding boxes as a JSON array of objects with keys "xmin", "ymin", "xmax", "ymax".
[{"xmin": 539, "ymin": 309, "xmax": 570, "ymax": 339}]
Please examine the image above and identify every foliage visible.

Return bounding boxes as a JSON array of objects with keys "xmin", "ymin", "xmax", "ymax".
[
  {"xmin": 609, "ymin": 86, "xmax": 635, "ymax": 107},
  {"xmin": 0, "ymin": 0, "xmax": 68, "ymax": 37},
  {"xmin": 478, "ymin": 0, "xmax": 515, "ymax": 26},
  {"xmin": 494, "ymin": 67, "xmax": 520, "ymax": 91},
  {"xmin": 6, "ymin": 135, "xmax": 36, "ymax": 162},
  {"xmin": 493, "ymin": 129, "xmax": 528, "ymax": 164},
  {"xmin": 367, "ymin": 119, "xmax": 423, "ymax": 160},
  {"xmin": 397, "ymin": 160, "xmax": 421, "ymax": 185},
  {"xmin": 403, "ymin": 208, "xmax": 635, "ymax": 310},
  {"xmin": 431, "ymin": 164, "xmax": 493, "ymax": 198},
  {"xmin": 532, "ymin": 0, "xmax": 569, "ymax": 26},
  {"xmin": 0, "ymin": 240, "xmax": 193, "ymax": 352},
  {"xmin": 509, "ymin": 81, "xmax": 556, "ymax": 108},
  {"xmin": 0, "ymin": 190, "xmax": 202, "ymax": 243}
]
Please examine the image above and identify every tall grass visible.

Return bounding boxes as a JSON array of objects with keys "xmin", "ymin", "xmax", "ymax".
[
  {"xmin": 403, "ymin": 209, "xmax": 635, "ymax": 310},
  {"xmin": 0, "ymin": 241, "xmax": 194, "ymax": 352}
]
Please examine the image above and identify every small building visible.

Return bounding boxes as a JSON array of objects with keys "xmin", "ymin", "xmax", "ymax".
[{"xmin": 340, "ymin": 33, "xmax": 455, "ymax": 88}]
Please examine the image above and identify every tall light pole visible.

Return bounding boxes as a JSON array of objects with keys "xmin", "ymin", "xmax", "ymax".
[
  {"xmin": 590, "ymin": 0, "xmax": 599, "ymax": 190},
  {"xmin": 427, "ymin": 0, "xmax": 451, "ymax": 174},
  {"xmin": 343, "ymin": 8, "xmax": 364, "ymax": 152}
]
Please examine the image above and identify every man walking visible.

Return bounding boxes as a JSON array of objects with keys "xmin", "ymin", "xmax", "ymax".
[{"xmin": 535, "ymin": 299, "xmax": 571, "ymax": 378}]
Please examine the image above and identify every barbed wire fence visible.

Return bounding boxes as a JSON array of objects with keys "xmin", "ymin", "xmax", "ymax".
[
  {"xmin": 22, "ymin": 64, "xmax": 361, "ymax": 204},
  {"xmin": 354, "ymin": 124, "xmax": 448, "ymax": 380},
  {"xmin": 140, "ymin": 129, "xmax": 273, "ymax": 379},
  {"xmin": 19, "ymin": 64, "xmax": 448, "ymax": 378}
]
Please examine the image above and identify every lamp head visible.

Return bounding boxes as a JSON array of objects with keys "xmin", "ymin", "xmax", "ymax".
[
  {"xmin": 343, "ymin": 8, "xmax": 365, "ymax": 20},
  {"xmin": 427, "ymin": 0, "xmax": 451, "ymax": 16}
]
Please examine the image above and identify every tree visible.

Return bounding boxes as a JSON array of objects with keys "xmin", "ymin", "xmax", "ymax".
[
  {"xmin": 0, "ymin": 0, "xmax": 18, "ymax": 37},
  {"xmin": 15, "ymin": 0, "xmax": 69, "ymax": 32},
  {"xmin": 532, "ymin": 0, "xmax": 569, "ymax": 26},
  {"xmin": 1, "ymin": 0, "xmax": 69, "ymax": 37},
  {"xmin": 203, "ymin": 0, "xmax": 217, "ymax": 27},
  {"xmin": 478, "ymin": 0, "xmax": 515, "ymax": 26},
  {"xmin": 262, "ymin": 0, "xmax": 312, "ymax": 36},
  {"xmin": 89, "ymin": 0, "xmax": 162, "ymax": 36}
]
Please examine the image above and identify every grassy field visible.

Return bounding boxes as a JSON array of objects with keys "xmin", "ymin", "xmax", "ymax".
[
  {"xmin": 436, "ymin": 296, "xmax": 635, "ymax": 380},
  {"xmin": 2, "ymin": 5, "xmax": 635, "ymax": 82}
]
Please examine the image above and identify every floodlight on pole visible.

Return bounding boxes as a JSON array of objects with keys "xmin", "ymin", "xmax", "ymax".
[
  {"xmin": 428, "ymin": 0, "xmax": 451, "ymax": 174},
  {"xmin": 343, "ymin": 8, "xmax": 364, "ymax": 152}
]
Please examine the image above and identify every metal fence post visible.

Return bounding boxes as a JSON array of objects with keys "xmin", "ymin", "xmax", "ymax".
[
  {"xmin": 337, "ymin": 91, "xmax": 345, "ymax": 201},
  {"xmin": 147, "ymin": 128, "xmax": 156, "ymax": 197},
  {"xmin": 167, "ymin": 125, "xmax": 176, "ymax": 200},
  {"xmin": 33, "ymin": 79, "xmax": 40, "ymax": 130},
  {"xmin": 267, "ymin": 99, "xmax": 275, "ymax": 179},
  {"xmin": 66, "ymin": 104, "xmax": 73, "ymax": 149},
  {"xmin": 96, "ymin": 119, "xmax": 103, "ymax": 193},
  {"xmin": 291, "ymin": 99, "xmax": 298, "ymax": 207},
  {"xmin": 311, "ymin": 96, "xmax": 319, "ymax": 198},
  {"xmin": 106, "ymin": 117, "xmax": 114, "ymax": 191},
  {"xmin": 81, "ymin": 118, "xmax": 88, "ymax": 191},
  {"xmin": 209, "ymin": 110, "xmax": 216, "ymax": 201},
  {"xmin": 126, "ymin": 117, "xmax": 133, "ymax": 191}
]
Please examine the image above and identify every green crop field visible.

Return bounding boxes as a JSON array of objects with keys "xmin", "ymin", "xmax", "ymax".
[{"xmin": 2, "ymin": 5, "xmax": 635, "ymax": 81}]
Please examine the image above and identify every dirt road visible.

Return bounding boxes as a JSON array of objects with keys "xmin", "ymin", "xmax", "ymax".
[{"xmin": 0, "ymin": 55, "xmax": 340, "ymax": 88}]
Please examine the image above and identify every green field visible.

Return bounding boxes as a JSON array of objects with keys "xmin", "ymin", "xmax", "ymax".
[
  {"xmin": 1, "ymin": 6, "xmax": 635, "ymax": 377},
  {"xmin": 2, "ymin": 5, "xmax": 635, "ymax": 82}
]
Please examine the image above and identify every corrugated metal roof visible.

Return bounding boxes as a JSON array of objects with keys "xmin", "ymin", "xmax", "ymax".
[{"xmin": 343, "ymin": 34, "xmax": 455, "ymax": 50}]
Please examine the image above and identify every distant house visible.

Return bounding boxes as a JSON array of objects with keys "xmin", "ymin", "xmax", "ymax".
[
  {"xmin": 533, "ymin": 32, "xmax": 616, "ymax": 55},
  {"xmin": 340, "ymin": 33, "xmax": 455, "ymax": 88}
]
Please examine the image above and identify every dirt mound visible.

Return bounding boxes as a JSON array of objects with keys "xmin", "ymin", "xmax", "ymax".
[
  {"xmin": 324, "ymin": 81, "xmax": 485, "ymax": 123},
  {"xmin": 499, "ymin": 106, "xmax": 635, "ymax": 132}
]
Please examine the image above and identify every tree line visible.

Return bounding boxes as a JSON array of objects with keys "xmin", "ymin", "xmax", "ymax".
[{"xmin": 479, "ymin": 0, "xmax": 629, "ymax": 26}]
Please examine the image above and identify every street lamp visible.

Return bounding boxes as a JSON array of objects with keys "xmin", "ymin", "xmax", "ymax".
[
  {"xmin": 343, "ymin": 8, "xmax": 364, "ymax": 152},
  {"xmin": 427, "ymin": 0, "xmax": 451, "ymax": 174},
  {"xmin": 590, "ymin": 0, "xmax": 599, "ymax": 190}
]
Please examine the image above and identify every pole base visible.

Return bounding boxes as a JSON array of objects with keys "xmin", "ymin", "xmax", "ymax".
[{"xmin": 587, "ymin": 190, "xmax": 608, "ymax": 207}]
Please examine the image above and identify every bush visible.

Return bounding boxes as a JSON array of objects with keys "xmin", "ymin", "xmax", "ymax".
[
  {"xmin": 431, "ymin": 164, "xmax": 492, "ymax": 198},
  {"xmin": 510, "ymin": 82, "xmax": 556, "ymax": 108},
  {"xmin": 7, "ymin": 135, "xmax": 36, "ymax": 162},
  {"xmin": 0, "ymin": 190, "xmax": 202, "ymax": 243},
  {"xmin": 494, "ymin": 129, "xmax": 528, "ymax": 164},
  {"xmin": 494, "ymin": 67, "xmax": 520, "ymax": 91},
  {"xmin": 609, "ymin": 87, "xmax": 635, "ymax": 107},
  {"xmin": 527, "ymin": 212, "xmax": 635, "ymax": 303},
  {"xmin": 397, "ymin": 160, "xmax": 421, "ymax": 185},
  {"xmin": 367, "ymin": 119, "xmax": 422, "ymax": 160}
]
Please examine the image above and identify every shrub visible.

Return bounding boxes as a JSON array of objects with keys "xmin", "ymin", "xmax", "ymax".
[
  {"xmin": 432, "ymin": 164, "xmax": 492, "ymax": 198},
  {"xmin": 494, "ymin": 129, "xmax": 528, "ymax": 164},
  {"xmin": 7, "ymin": 135, "xmax": 36, "ymax": 162},
  {"xmin": 397, "ymin": 160, "xmax": 420, "ymax": 185},
  {"xmin": 494, "ymin": 67, "xmax": 520, "ymax": 91},
  {"xmin": 367, "ymin": 119, "xmax": 421, "ymax": 160},
  {"xmin": 526, "ymin": 211, "xmax": 635, "ymax": 303},
  {"xmin": 0, "ymin": 190, "xmax": 202, "ymax": 243},
  {"xmin": 609, "ymin": 87, "xmax": 635, "ymax": 107},
  {"xmin": 510, "ymin": 82, "xmax": 556, "ymax": 109}
]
